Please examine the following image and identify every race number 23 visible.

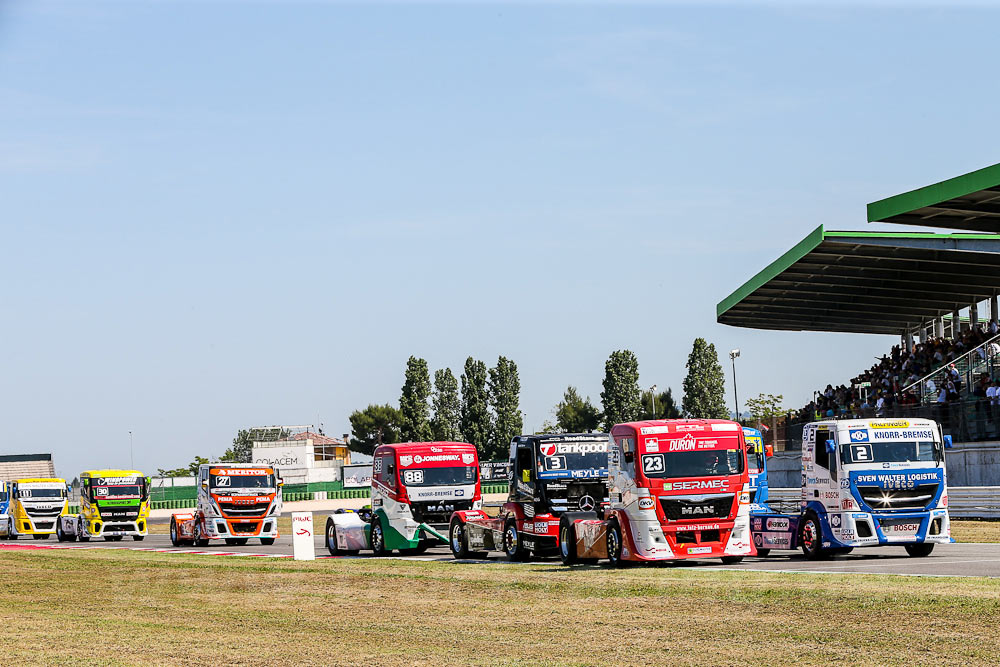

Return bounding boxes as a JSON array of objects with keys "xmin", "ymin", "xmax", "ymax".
[{"xmin": 642, "ymin": 454, "xmax": 664, "ymax": 474}]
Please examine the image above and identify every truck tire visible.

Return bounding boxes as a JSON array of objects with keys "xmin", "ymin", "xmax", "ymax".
[
  {"xmin": 193, "ymin": 521, "xmax": 209, "ymax": 547},
  {"xmin": 56, "ymin": 521, "xmax": 68, "ymax": 542},
  {"xmin": 370, "ymin": 518, "xmax": 389, "ymax": 556},
  {"xmin": 558, "ymin": 517, "xmax": 578, "ymax": 565},
  {"xmin": 77, "ymin": 519, "xmax": 90, "ymax": 542},
  {"xmin": 326, "ymin": 518, "xmax": 341, "ymax": 556},
  {"xmin": 133, "ymin": 535, "xmax": 145, "ymax": 542},
  {"xmin": 260, "ymin": 538, "xmax": 275, "ymax": 546},
  {"xmin": 169, "ymin": 518, "xmax": 181, "ymax": 547},
  {"xmin": 755, "ymin": 548, "xmax": 770, "ymax": 558},
  {"xmin": 449, "ymin": 520, "xmax": 483, "ymax": 559},
  {"xmin": 5, "ymin": 518, "xmax": 14, "ymax": 540},
  {"xmin": 799, "ymin": 512, "xmax": 827, "ymax": 560},
  {"xmin": 905, "ymin": 543, "xmax": 934, "ymax": 557},
  {"xmin": 720, "ymin": 556, "xmax": 744, "ymax": 564},
  {"xmin": 606, "ymin": 520, "xmax": 627, "ymax": 568},
  {"xmin": 502, "ymin": 520, "xmax": 528, "ymax": 562}
]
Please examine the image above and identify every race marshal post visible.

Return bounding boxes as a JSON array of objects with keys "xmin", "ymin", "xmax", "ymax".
[{"xmin": 292, "ymin": 512, "xmax": 315, "ymax": 561}]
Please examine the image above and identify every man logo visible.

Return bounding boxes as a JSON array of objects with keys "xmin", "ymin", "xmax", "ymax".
[{"xmin": 850, "ymin": 429, "xmax": 869, "ymax": 442}]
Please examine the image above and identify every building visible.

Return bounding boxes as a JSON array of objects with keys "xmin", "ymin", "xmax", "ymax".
[
  {"xmin": 250, "ymin": 427, "xmax": 352, "ymax": 485},
  {"xmin": 0, "ymin": 454, "xmax": 57, "ymax": 482}
]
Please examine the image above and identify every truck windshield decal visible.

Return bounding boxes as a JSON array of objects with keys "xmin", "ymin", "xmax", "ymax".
[
  {"xmin": 400, "ymin": 466, "xmax": 477, "ymax": 487},
  {"xmin": 642, "ymin": 449, "xmax": 743, "ymax": 478},
  {"xmin": 210, "ymin": 473, "xmax": 275, "ymax": 490},
  {"xmin": 17, "ymin": 488, "xmax": 65, "ymax": 499},
  {"xmin": 841, "ymin": 441, "xmax": 937, "ymax": 465},
  {"xmin": 537, "ymin": 440, "xmax": 608, "ymax": 478}
]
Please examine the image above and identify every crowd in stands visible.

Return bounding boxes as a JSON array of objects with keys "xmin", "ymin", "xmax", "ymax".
[{"xmin": 796, "ymin": 321, "xmax": 1000, "ymax": 425}]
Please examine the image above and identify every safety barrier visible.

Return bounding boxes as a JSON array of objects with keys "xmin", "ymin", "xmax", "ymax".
[{"xmin": 768, "ymin": 487, "xmax": 1000, "ymax": 519}]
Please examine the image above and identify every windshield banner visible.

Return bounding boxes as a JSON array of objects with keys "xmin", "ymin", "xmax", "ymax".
[
  {"xmin": 537, "ymin": 468, "xmax": 607, "ymax": 480},
  {"xmin": 850, "ymin": 468, "xmax": 944, "ymax": 490},
  {"xmin": 407, "ymin": 484, "xmax": 477, "ymax": 501}
]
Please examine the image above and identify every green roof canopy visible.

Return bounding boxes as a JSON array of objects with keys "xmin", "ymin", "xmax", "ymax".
[
  {"xmin": 716, "ymin": 225, "xmax": 1000, "ymax": 335},
  {"xmin": 868, "ymin": 163, "xmax": 1000, "ymax": 233}
]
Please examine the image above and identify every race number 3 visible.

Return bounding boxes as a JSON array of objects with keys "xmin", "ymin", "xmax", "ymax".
[
  {"xmin": 642, "ymin": 454, "xmax": 664, "ymax": 474},
  {"xmin": 851, "ymin": 444, "xmax": 873, "ymax": 462}
]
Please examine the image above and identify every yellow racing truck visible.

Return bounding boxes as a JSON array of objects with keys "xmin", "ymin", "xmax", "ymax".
[
  {"xmin": 1, "ymin": 478, "xmax": 70, "ymax": 540},
  {"xmin": 57, "ymin": 470, "xmax": 151, "ymax": 542}
]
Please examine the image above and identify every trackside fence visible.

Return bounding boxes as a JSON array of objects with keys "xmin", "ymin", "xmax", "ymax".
[{"xmin": 768, "ymin": 487, "xmax": 1000, "ymax": 519}]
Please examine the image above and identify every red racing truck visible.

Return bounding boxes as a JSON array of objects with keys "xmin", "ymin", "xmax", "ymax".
[{"xmin": 559, "ymin": 419, "xmax": 754, "ymax": 566}]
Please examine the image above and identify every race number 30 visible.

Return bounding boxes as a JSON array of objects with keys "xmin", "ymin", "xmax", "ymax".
[{"xmin": 642, "ymin": 454, "xmax": 664, "ymax": 474}]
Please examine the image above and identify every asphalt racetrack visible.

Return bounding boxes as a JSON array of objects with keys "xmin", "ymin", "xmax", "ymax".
[{"xmin": 9, "ymin": 523, "xmax": 1000, "ymax": 578}]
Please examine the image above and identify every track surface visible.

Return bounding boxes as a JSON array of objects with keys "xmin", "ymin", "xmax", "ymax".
[{"xmin": 7, "ymin": 529, "xmax": 1000, "ymax": 577}]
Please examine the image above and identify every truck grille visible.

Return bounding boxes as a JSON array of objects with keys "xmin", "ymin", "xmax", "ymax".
[
  {"xmin": 229, "ymin": 521, "xmax": 261, "ymax": 534},
  {"xmin": 222, "ymin": 503, "xmax": 271, "ymax": 517},
  {"xmin": 25, "ymin": 507, "xmax": 63, "ymax": 518},
  {"xmin": 410, "ymin": 500, "xmax": 473, "ymax": 529},
  {"xmin": 856, "ymin": 484, "xmax": 938, "ymax": 511},
  {"xmin": 659, "ymin": 495, "xmax": 734, "ymax": 521}
]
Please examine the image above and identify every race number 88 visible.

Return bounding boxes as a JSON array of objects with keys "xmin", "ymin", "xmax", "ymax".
[{"xmin": 402, "ymin": 470, "xmax": 424, "ymax": 485}]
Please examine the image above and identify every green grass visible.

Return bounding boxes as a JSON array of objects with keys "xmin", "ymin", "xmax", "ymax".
[{"xmin": 1, "ymin": 547, "xmax": 999, "ymax": 666}]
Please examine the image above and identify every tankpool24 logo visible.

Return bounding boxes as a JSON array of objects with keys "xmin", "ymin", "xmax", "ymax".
[{"xmin": 849, "ymin": 429, "xmax": 869, "ymax": 442}]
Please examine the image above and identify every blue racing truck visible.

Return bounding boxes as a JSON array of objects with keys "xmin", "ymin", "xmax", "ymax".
[
  {"xmin": 750, "ymin": 418, "xmax": 952, "ymax": 559},
  {"xmin": 0, "ymin": 481, "xmax": 9, "ymax": 523},
  {"xmin": 743, "ymin": 427, "xmax": 771, "ymax": 510}
]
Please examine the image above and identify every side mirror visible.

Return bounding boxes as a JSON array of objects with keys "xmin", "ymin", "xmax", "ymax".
[
  {"xmin": 624, "ymin": 452, "xmax": 635, "ymax": 464},
  {"xmin": 825, "ymin": 439, "xmax": 836, "ymax": 454},
  {"xmin": 201, "ymin": 481, "xmax": 208, "ymax": 489},
  {"xmin": 764, "ymin": 444, "xmax": 774, "ymax": 458},
  {"xmin": 944, "ymin": 435, "xmax": 953, "ymax": 449}
]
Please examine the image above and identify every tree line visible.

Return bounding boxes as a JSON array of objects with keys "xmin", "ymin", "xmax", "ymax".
[{"xmin": 349, "ymin": 337, "xmax": 731, "ymax": 461}]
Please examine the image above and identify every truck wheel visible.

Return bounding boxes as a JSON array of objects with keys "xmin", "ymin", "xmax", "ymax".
[
  {"xmin": 606, "ymin": 520, "xmax": 627, "ymax": 568},
  {"xmin": 260, "ymin": 538, "xmax": 275, "ymax": 546},
  {"xmin": 132, "ymin": 535, "xmax": 144, "ymax": 542},
  {"xmin": 77, "ymin": 521, "xmax": 89, "ymax": 542},
  {"xmin": 720, "ymin": 556, "xmax": 744, "ymax": 565},
  {"xmin": 326, "ymin": 518, "xmax": 340, "ymax": 556},
  {"xmin": 905, "ymin": 543, "xmax": 934, "ymax": 557},
  {"xmin": 799, "ymin": 513, "xmax": 827, "ymax": 560},
  {"xmin": 450, "ymin": 520, "xmax": 481, "ymax": 559},
  {"xmin": 193, "ymin": 522, "xmax": 209, "ymax": 547},
  {"xmin": 558, "ymin": 518, "xmax": 578, "ymax": 566},
  {"xmin": 56, "ymin": 521, "xmax": 67, "ymax": 542},
  {"xmin": 503, "ymin": 521, "xmax": 527, "ymax": 562},
  {"xmin": 370, "ymin": 519, "xmax": 389, "ymax": 556},
  {"xmin": 169, "ymin": 518, "xmax": 181, "ymax": 547},
  {"xmin": 755, "ymin": 548, "xmax": 770, "ymax": 558},
  {"xmin": 5, "ymin": 518, "xmax": 14, "ymax": 540}
]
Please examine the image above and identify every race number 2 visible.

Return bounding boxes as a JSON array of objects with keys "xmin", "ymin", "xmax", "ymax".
[{"xmin": 851, "ymin": 444, "xmax": 872, "ymax": 462}]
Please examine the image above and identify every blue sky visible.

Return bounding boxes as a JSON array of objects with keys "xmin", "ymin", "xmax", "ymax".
[{"xmin": 3, "ymin": 2, "xmax": 999, "ymax": 477}]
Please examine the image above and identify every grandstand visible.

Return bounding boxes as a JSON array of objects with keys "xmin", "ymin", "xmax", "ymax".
[
  {"xmin": 718, "ymin": 161, "xmax": 1000, "ymax": 455},
  {"xmin": 0, "ymin": 454, "xmax": 56, "ymax": 481}
]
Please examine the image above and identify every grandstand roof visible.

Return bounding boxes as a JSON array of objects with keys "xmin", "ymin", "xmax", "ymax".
[
  {"xmin": 0, "ymin": 454, "xmax": 56, "ymax": 482},
  {"xmin": 716, "ymin": 225, "xmax": 1000, "ymax": 335},
  {"xmin": 868, "ymin": 162, "xmax": 1000, "ymax": 233}
]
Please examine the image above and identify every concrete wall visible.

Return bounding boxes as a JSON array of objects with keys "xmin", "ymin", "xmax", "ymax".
[{"xmin": 765, "ymin": 441, "xmax": 1000, "ymax": 488}]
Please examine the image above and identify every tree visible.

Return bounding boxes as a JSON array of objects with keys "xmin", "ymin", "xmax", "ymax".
[
  {"xmin": 555, "ymin": 386, "xmax": 602, "ymax": 433},
  {"xmin": 639, "ymin": 387, "xmax": 681, "ymax": 420},
  {"xmin": 745, "ymin": 393, "xmax": 785, "ymax": 424},
  {"xmin": 431, "ymin": 368, "xmax": 462, "ymax": 441},
  {"xmin": 220, "ymin": 429, "xmax": 253, "ymax": 463},
  {"xmin": 460, "ymin": 357, "xmax": 491, "ymax": 457},
  {"xmin": 399, "ymin": 356, "xmax": 433, "ymax": 442},
  {"xmin": 681, "ymin": 338, "xmax": 729, "ymax": 419},
  {"xmin": 488, "ymin": 356, "xmax": 523, "ymax": 460},
  {"xmin": 348, "ymin": 404, "xmax": 403, "ymax": 456},
  {"xmin": 601, "ymin": 350, "xmax": 641, "ymax": 430},
  {"xmin": 157, "ymin": 456, "xmax": 209, "ymax": 477}
]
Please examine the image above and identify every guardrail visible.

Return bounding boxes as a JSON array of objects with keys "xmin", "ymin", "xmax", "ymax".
[{"xmin": 768, "ymin": 487, "xmax": 1000, "ymax": 519}]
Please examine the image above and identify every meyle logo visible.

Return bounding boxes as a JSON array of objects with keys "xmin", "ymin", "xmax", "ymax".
[
  {"xmin": 670, "ymin": 434, "xmax": 697, "ymax": 452},
  {"xmin": 671, "ymin": 479, "xmax": 726, "ymax": 491}
]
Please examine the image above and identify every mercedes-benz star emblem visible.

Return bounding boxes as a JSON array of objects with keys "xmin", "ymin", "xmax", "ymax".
[{"xmin": 578, "ymin": 495, "xmax": 596, "ymax": 511}]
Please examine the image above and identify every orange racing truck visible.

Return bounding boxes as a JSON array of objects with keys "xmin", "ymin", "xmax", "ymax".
[
  {"xmin": 559, "ymin": 419, "xmax": 754, "ymax": 566},
  {"xmin": 170, "ymin": 463, "xmax": 282, "ymax": 547}
]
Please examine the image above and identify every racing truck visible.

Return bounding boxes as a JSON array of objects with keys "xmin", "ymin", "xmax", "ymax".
[
  {"xmin": 559, "ymin": 419, "xmax": 754, "ymax": 566},
  {"xmin": 750, "ymin": 417, "xmax": 952, "ymax": 559},
  {"xmin": 325, "ymin": 441, "xmax": 480, "ymax": 556},
  {"xmin": 447, "ymin": 433, "xmax": 609, "ymax": 561},
  {"xmin": 744, "ymin": 426, "xmax": 772, "ymax": 508},
  {"xmin": 170, "ymin": 463, "xmax": 282, "ymax": 547},
  {"xmin": 57, "ymin": 470, "xmax": 151, "ymax": 542},
  {"xmin": 1, "ymin": 478, "xmax": 70, "ymax": 540}
]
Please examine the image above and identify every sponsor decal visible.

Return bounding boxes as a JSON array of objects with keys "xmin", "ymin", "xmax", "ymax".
[
  {"xmin": 839, "ymin": 529, "xmax": 855, "ymax": 540},
  {"xmin": 211, "ymin": 469, "xmax": 270, "ymax": 476},
  {"xmin": 752, "ymin": 518, "xmax": 763, "ymax": 531},
  {"xmin": 96, "ymin": 476, "xmax": 139, "ymax": 485},
  {"xmin": 640, "ymin": 426, "xmax": 671, "ymax": 435},
  {"xmin": 822, "ymin": 491, "xmax": 839, "ymax": 499},
  {"xmin": 541, "ymin": 441, "xmax": 608, "ymax": 456},
  {"xmin": 683, "ymin": 523, "xmax": 721, "ymax": 532},
  {"xmin": 462, "ymin": 453, "xmax": 475, "ymax": 465},
  {"xmin": 841, "ymin": 499, "xmax": 855, "ymax": 510},
  {"xmin": 646, "ymin": 439, "xmax": 659, "ymax": 452},
  {"xmin": 840, "ymin": 479, "xmax": 851, "ymax": 489},
  {"xmin": 807, "ymin": 477, "xmax": 830, "ymax": 485},
  {"xmin": 851, "ymin": 513, "xmax": 868, "ymax": 519},
  {"xmin": 854, "ymin": 471, "xmax": 941, "ymax": 490},
  {"xmin": 669, "ymin": 434, "xmax": 697, "ymax": 452},
  {"xmin": 870, "ymin": 420, "xmax": 909, "ymax": 429},
  {"xmin": 414, "ymin": 454, "xmax": 460, "ymax": 464},
  {"xmin": 831, "ymin": 514, "xmax": 842, "ymax": 528},
  {"xmin": 680, "ymin": 504, "xmax": 716, "ymax": 516},
  {"xmin": 849, "ymin": 429, "xmax": 869, "ymax": 442},
  {"xmin": 765, "ymin": 518, "xmax": 789, "ymax": 531},
  {"xmin": 871, "ymin": 429, "xmax": 936, "ymax": 441},
  {"xmin": 761, "ymin": 533, "xmax": 790, "ymax": 547},
  {"xmin": 687, "ymin": 546, "xmax": 713, "ymax": 554},
  {"xmin": 671, "ymin": 479, "xmax": 727, "ymax": 491},
  {"xmin": 399, "ymin": 455, "xmax": 413, "ymax": 467},
  {"xmin": 638, "ymin": 497, "xmax": 655, "ymax": 510},
  {"xmin": 534, "ymin": 522, "xmax": 549, "ymax": 534},
  {"xmin": 754, "ymin": 533, "xmax": 763, "ymax": 545}
]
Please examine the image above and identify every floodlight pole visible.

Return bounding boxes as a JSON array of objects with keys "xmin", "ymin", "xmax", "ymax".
[
  {"xmin": 729, "ymin": 350, "xmax": 741, "ymax": 423},
  {"xmin": 650, "ymin": 385, "xmax": 657, "ymax": 419},
  {"xmin": 129, "ymin": 431, "xmax": 133, "ymax": 469}
]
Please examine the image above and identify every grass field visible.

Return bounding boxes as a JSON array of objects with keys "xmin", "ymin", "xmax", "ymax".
[{"xmin": 1, "ymin": 547, "xmax": 999, "ymax": 666}]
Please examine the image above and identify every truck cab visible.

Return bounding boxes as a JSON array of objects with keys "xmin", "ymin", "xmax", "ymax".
[
  {"xmin": 58, "ymin": 470, "xmax": 151, "ymax": 542},
  {"xmin": 448, "ymin": 433, "xmax": 610, "ymax": 561},
  {"xmin": 743, "ymin": 426, "xmax": 771, "ymax": 508},
  {"xmin": 171, "ymin": 464, "xmax": 282, "ymax": 547},
  {"xmin": 2, "ymin": 478, "xmax": 69, "ymax": 539},
  {"xmin": 750, "ymin": 418, "xmax": 952, "ymax": 559},
  {"xmin": 326, "ymin": 441, "xmax": 481, "ymax": 556},
  {"xmin": 560, "ymin": 419, "xmax": 754, "ymax": 566}
]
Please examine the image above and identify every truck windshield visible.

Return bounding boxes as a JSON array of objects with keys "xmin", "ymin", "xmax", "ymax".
[
  {"xmin": 400, "ymin": 466, "xmax": 477, "ymax": 487},
  {"xmin": 841, "ymin": 441, "xmax": 938, "ymax": 464},
  {"xmin": 537, "ymin": 441, "xmax": 608, "ymax": 476},
  {"xmin": 746, "ymin": 448, "xmax": 764, "ymax": 475},
  {"xmin": 0, "ymin": 489, "xmax": 8, "ymax": 502},
  {"xmin": 93, "ymin": 484, "xmax": 142, "ymax": 500},
  {"xmin": 18, "ymin": 488, "xmax": 65, "ymax": 499},
  {"xmin": 642, "ymin": 449, "xmax": 744, "ymax": 478},
  {"xmin": 210, "ymin": 474, "xmax": 275, "ymax": 489}
]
